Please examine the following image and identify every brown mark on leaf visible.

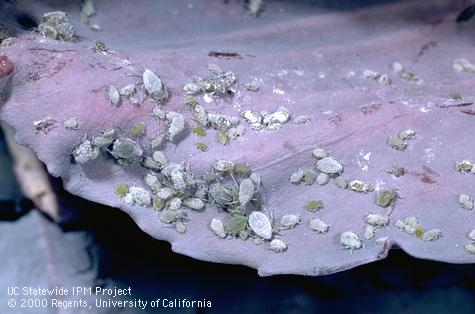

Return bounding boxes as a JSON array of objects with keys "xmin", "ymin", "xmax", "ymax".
[
  {"xmin": 0, "ymin": 55, "xmax": 14, "ymax": 77},
  {"xmin": 436, "ymin": 102, "xmax": 473, "ymax": 109},
  {"xmin": 328, "ymin": 113, "xmax": 344, "ymax": 126},
  {"xmin": 208, "ymin": 51, "xmax": 242, "ymax": 59},
  {"xmin": 360, "ymin": 103, "xmax": 382, "ymax": 116},
  {"xmin": 410, "ymin": 171, "xmax": 437, "ymax": 185},
  {"xmin": 415, "ymin": 40, "xmax": 437, "ymax": 62},
  {"xmin": 282, "ymin": 141, "xmax": 297, "ymax": 153},
  {"xmin": 48, "ymin": 59, "xmax": 72, "ymax": 77},
  {"xmin": 461, "ymin": 108, "xmax": 475, "ymax": 116}
]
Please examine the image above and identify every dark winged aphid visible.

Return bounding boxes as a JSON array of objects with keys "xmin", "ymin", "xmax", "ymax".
[{"xmin": 456, "ymin": 5, "xmax": 475, "ymax": 23}]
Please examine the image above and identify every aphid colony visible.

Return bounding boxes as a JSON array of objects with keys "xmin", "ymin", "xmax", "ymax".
[
  {"xmin": 289, "ymin": 148, "xmax": 375, "ymax": 194},
  {"xmin": 387, "ymin": 129, "xmax": 416, "ymax": 151},
  {"xmin": 453, "ymin": 58, "xmax": 475, "ymax": 73},
  {"xmin": 394, "ymin": 217, "xmax": 442, "ymax": 241},
  {"xmin": 39, "ymin": 11, "xmax": 75, "ymax": 42},
  {"xmin": 363, "ymin": 69, "xmax": 391, "ymax": 85}
]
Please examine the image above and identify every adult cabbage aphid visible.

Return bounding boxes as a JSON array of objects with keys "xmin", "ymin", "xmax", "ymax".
[
  {"xmin": 312, "ymin": 148, "xmax": 328, "ymax": 160},
  {"xmin": 309, "ymin": 218, "xmax": 329, "ymax": 234},
  {"xmin": 168, "ymin": 113, "xmax": 186, "ymax": 141},
  {"xmin": 210, "ymin": 218, "xmax": 227, "ymax": 238},
  {"xmin": 422, "ymin": 229, "xmax": 442, "ymax": 241},
  {"xmin": 160, "ymin": 209, "xmax": 185, "ymax": 224},
  {"xmin": 213, "ymin": 159, "xmax": 235, "ymax": 172},
  {"xmin": 334, "ymin": 176, "xmax": 348, "ymax": 189},
  {"xmin": 110, "ymin": 138, "xmax": 143, "ymax": 164},
  {"xmin": 128, "ymin": 186, "xmax": 152, "ymax": 207},
  {"xmin": 398, "ymin": 129, "xmax": 416, "ymax": 140},
  {"xmin": 156, "ymin": 187, "xmax": 175, "ymax": 200},
  {"xmin": 316, "ymin": 173, "xmax": 330, "ymax": 185},
  {"xmin": 387, "ymin": 136, "xmax": 407, "ymax": 151},
  {"xmin": 293, "ymin": 115, "xmax": 311, "ymax": 124},
  {"xmin": 175, "ymin": 222, "xmax": 187, "ymax": 234},
  {"xmin": 363, "ymin": 225, "xmax": 375, "ymax": 240},
  {"xmin": 72, "ymin": 139, "xmax": 100, "ymax": 164},
  {"xmin": 349, "ymin": 180, "xmax": 374, "ymax": 193},
  {"xmin": 64, "ymin": 118, "xmax": 79, "ymax": 130},
  {"xmin": 107, "ymin": 85, "xmax": 120, "ymax": 106},
  {"xmin": 168, "ymin": 197, "xmax": 182, "ymax": 211},
  {"xmin": 289, "ymin": 168, "xmax": 304, "ymax": 184},
  {"xmin": 239, "ymin": 179, "xmax": 255, "ymax": 207},
  {"xmin": 365, "ymin": 214, "xmax": 389, "ymax": 227},
  {"xmin": 340, "ymin": 231, "xmax": 363, "ymax": 250},
  {"xmin": 144, "ymin": 173, "xmax": 161, "ymax": 192},
  {"xmin": 196, "ymin": 142, "xmax": 209, "ymax": 152},
  {"xmin": 456, "ymin": 160, "xmax": 473, "ymax": 172},
  {"xmin": 316, "ymin": 157, "xmax": 343, "ymax": 174},
  {"xmin": 465, "ymin": 243, "xmax": 475, "ymax": 254},
  {"xmin": 143, "ymin": 150, "xmax": 168, "ymax": 170},
  {"xmin": 170, "ymin": 168, "xmax": 187, "ymax": 191},
  {"xmin": 248, "ymin": 211, "xmax": 272, "ymax": 240},
  {"xmin": 458, "ymin": 194, "xmax": 474, "ymax": 210},
  {"xmin": 184, "ymin": 198, "xmax": 205, "ymax": 211},
  {"xmin": 280, "ymin": 214, "xmax": 300, "ymax": 229},
  {"xmin": 269, "ymin": 239, "xmax": 287, "ymax": 253},
  {"xmin": 143, "ymin": 69, "xmax": 168, "ymax": 102},
  {"xmin": 92, "ymin": 129, "xmax": 115, "ymax": 148},
  {"xmin": 119, "ymin": 84, "xmax": 136, "ymax": 98},
  {"xmin": 249, "ymin": 173, "xmax": 261, "ymax": 190},
  {"xmin": 192, "ymin": 104, "xmax": 208, "ymax": 126},
  {"xmin": 33, "ymin": 117, "xmax": 56, "ymax": 133}
]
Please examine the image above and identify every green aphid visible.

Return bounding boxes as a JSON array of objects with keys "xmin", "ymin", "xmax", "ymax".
[
  {"xmin": 304, "ymin": 200, "xmax": 323, "ymax": 212},
  {"xmin": 304, "ymin": 169, "xmax": 315, "ymax": 185},
  {"xmin": 387, "ymin": 136, "xmax": 407, "ymax": 151},
  {"xmin": 203, "ymin": 172, "xmax": 217, "ymax": 183},
  {"xmin": 160, "ymin": 209, "xmax": 184, "ymax": 224},
  {"xmin": 449, "ymin": 93, "xmax": 462, "ymax": 100},
  {"xmin": 224, "ymin": 215, "xmax": 248, "ymax": 236},
  {"xmin": 233, "ymin": 163, "xmax": 251, "ymax": 175},
  {"xmin": 376, "ymin": 190, "xmax": 398, "ymax": 208},
  {"xmin": 131, "ymin": 122, "xmax": 146, "ymax": 137},
  {"xmin": 153, "ymin": 197, "xmax": 165, "ymax": 211},
  {"xmin": 414, "ymin": 226, "xmax": 425, "ymax": 239},
  {"xmin": 193, "ymin": 126, "xmax": 206, "ymax": 137},
  {"xmin": 114, "ymin": 184, "xmax": 129, "ymax": 197},
  {"xmin": 218, "ymin": 131, "xmax": 229, "ymax": 145},
  {"xmin": 196, "ymin": 142, "xmax": 209, "ymax": 152}
]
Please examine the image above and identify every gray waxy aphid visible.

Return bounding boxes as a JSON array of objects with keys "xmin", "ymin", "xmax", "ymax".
[
  {"xmin": 340, "ymin": 231, "xmax": 363, "ymax": 250},
  {"xmin": 248, "ymin": 211, "xmax": 272, "ymax": 240},
  {"xmin": 316, "ymin": 172, "xmax": 330, "ymax": 185},
  {"xmin": 184, "ymin": 198, "xmax": 205, "ymax": 211},
  {"xmin": 422, "ymin": 229, "xmax": 442, "ymax": 241},
  {"xmin": 107, "ymin": 85, "xmax": 120, "ymax": 106},
  {"xmin": 213, "ymin": 159, "xmax": 235, "ymax": 172},
  {"xmin": 128, "ymin": 186, "xmax": 152, "ymax": 207},
  {"xmin": 143, "ymin": 69, "xmax": 168, "ymax": 102},
  {"xmin": 168, "ymin": 113, "xmax": 186, "ymax": 141},
  {"xmin": 72, "ymin": 139, "xmax": 100, "ymax": 164},
  {"xmin": 160, "ymin": 209, "xmax": 185, "ymax": 224},
  {"xmin": 269, "ymin": 239, "xmax": 287, "ymax": 253},
  {"xmin": 458, "ymin": 194, "xmax": 474, "ymax": 210},
  {"xmin": 239, "ymin": 178, "xmax": 255, "ymax": 207},
  {"xmin": 110, "ymin": 138, "xmax": 143, "ymax": 163},
  {"xmin": 289, "ymin": 168, "xmax": 304, "ymax": 184},
  {"xmin": 316, "ymin": 157, "xmax": 343, "ymax": 174},
  {"xmin": 309, "ymin": 218, "xmax": 329, "ymax": 234},
  {"xmin": 312, "ymin": 148, "xmax": 328, "ymax": 160},
  {"xmin": 210, "ymin": 218, "xmax": 227, "ymax": 238},
  {"xmin": 365, "ymin": 214, "xmax": 389, "ymax": 227},
  {"xmin": 280, "ymin": 214, "xmax": 300, "ymax": 229}
]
